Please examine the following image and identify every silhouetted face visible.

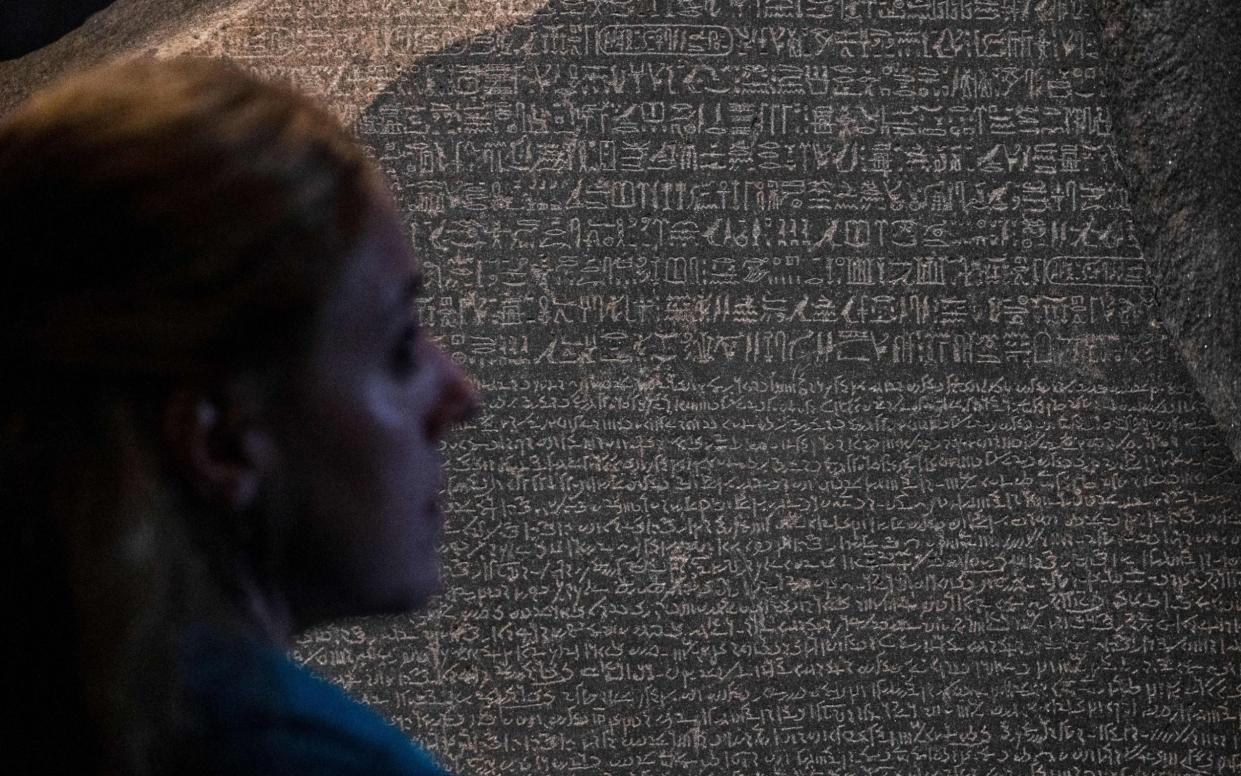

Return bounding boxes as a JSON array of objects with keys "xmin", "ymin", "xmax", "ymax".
[{"xmin": 270, "ymin": 196, "xmax": 479, "ymax": 626}]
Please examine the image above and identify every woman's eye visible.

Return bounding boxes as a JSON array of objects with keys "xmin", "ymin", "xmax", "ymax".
[{"xmin": 392, "ymin": 323, "xmax": 420, "ymax": 377}]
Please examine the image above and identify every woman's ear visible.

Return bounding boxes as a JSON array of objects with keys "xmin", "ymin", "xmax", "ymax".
[{"xmin": 162, "ymin": 383, "xmax": 275, "ymax": 512}]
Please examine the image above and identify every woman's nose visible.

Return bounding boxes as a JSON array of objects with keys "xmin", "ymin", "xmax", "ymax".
[{"xmin": 426, "ymin": 343, "xmax": 481, "ymax": 441}]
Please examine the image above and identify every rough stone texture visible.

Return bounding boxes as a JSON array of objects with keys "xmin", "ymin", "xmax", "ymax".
[
  {"xmin": 0, "ymin": 0, "xmax": 548, "ymax": 126},
  {"xmin": 0, "ymin": 0, "xmax": 260, "ymax": 114},
  {"xmin": 1097, "ymin": 0, "xmax": 1241, "ymax": 463},
  {"xmin": 176, "ymin": 0, "xmax": 549, "ymax": 126}
]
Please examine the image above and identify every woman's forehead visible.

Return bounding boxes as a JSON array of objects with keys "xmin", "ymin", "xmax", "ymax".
[
  {"xmin": 319, "ymin": 208, "xmax": 421, "ymax": 336},
  {"xmin": 367, "ymin": 190, "xmax": 419, "ymax": 265},
  {"xmin": 359, "ymin": 204, "xmax": 421, "ymax": 286}
]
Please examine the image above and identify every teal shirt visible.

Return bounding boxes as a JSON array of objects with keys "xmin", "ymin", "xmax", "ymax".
[{"xmin": 179, "ymin": 622, "xmax": 452, "ymax": 776}]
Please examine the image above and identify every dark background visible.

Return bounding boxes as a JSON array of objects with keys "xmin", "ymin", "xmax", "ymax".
[{"xmin": 0, "ymin": 0, "xmax": 118, "ymax": 60}]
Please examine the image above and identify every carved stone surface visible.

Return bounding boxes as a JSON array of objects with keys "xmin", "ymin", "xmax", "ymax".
[
  {"xmin": 338, "ymin": 4, "xmax": 1241, "ymax": 773},
  {"xmin": 4, "ymin": 2, "xmax": 1241, "ymax": 775},
  {"xmin": 0, "ymin": 0, "xmax": 548, "ymax": 126}
]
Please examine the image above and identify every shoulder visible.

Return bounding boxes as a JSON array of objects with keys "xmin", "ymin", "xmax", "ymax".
[{"xmin": 176, "ymin": 622, "xmax": 452, "ymax": 776}]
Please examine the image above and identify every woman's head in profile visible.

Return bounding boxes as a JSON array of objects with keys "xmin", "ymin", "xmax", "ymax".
[{"xmin": 0, "ymin": 56, "xmax": 479, "ymax": 773}]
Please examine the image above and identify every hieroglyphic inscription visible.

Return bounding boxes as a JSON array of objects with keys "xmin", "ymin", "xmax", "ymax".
[{"xmin": 269, "ymin": 1, "xmax": 1241, "ymax": 773}]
